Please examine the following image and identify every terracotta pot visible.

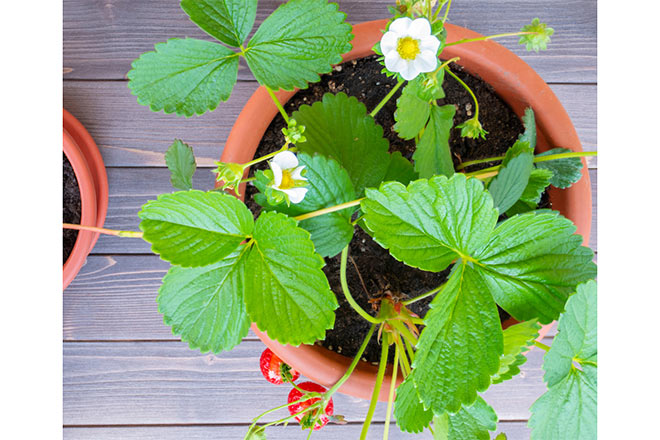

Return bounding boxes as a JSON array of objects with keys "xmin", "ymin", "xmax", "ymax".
[
  {"xmin": 63, "ymin": 109, "xmax": 109, "ymax": 289},
  {"xmin": 219, "ymin": 20, "xmax": 592, "ymax": 401}
]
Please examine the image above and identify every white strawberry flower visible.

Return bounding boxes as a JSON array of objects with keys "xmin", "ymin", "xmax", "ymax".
[
  {"xmin": 268, "ymin": 151, "xmax": 308, "ymax": 204},
  {"xmin": 380, "ymin": 17, "xmax": 441, "ymax": 81}
]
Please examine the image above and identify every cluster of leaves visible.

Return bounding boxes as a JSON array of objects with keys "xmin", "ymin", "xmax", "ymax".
[
  {"xmin": 140, "ymin": 189, "xmax": 339, "ymax": 349},
  {"xmin": 130, "ymin": 1, "xmax": 594, "ymax": 438},
  {"xmin": 485, "ymin": 108, "xmax": 584, "ymax": 215},
  {"xmin": 529, "ymin": 280, "xmax": 597, "ymax": 439},
  {"xmin": 127, "ymin": 0, "xmax": 354, "ymax": 116}
]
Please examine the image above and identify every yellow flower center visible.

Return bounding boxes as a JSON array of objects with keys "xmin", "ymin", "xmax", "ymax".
[
  {"xmin": 396, "ymin": 36, "xmax": 420, "ymax": 60},
  {"xmin": 280, "ymin": 169, "xmax": 295, "ymax": 189}
]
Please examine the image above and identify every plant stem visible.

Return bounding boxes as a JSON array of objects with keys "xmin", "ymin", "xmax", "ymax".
[
  {"xmin": 62, "ymin": 223, "xmax": 143, "ymax": 238},
  {"xmin": 243, "ymin": 145, "xmax": 295, "ymax": 168},
  {"xmin": 463, "ymin": 151, "xmax": 598, "ymax": 178},
  {"xmin": 351, "ymin": 214, "xmax": 365, "ymax": 226},
  {"xmin": 402, "ymin": 336, "xmax": 416, "ymax": 366},
  {"xmin": 445, "ymin": 31, "xmax": 538, "ymax": 47},
  {"xmin": 325, "ymin": 324, "xmax": 377, "ymax": 396},
  {"xmin": 457, "ymin": 150, "xmax": 597, "ymax": 170},
  {"xmin": 243, "ymin": 397, "xmax": 317, "ymax": 439},
  {"xmin": 389, "ymin": 320, "xmax": 418, "ymax": 347},
  {"xmin": 394, "ymin": 336, "xmax": 411, "ymax": 376},
  {"xmin": 534, "ymin": 151, "xmax": 597, "ymax": 164},
  {"xmin": 441, "ymin": 0, "xmax": 452, "ymax": 22},
  {"xmin": 287, "ymin": 377, "xmax": 317, "ymax": 395},
  {"xmin": 293, "ymin": 198, "xmax": 364, "ymax": 222},
  {"xmin": 266, "ymin": 86, "xmax": 290, "ymax": 124},
  {"xmin": 370, "ymin": 80, "xmax": 404, "ymax": 118},
  {"xmin": 534, "ymin": 340, "xmax": 551, "ymax": 352},
  {"xmin": 360, "ymin": 342, "xmax": 390, "ymax": 440},
  {"xmin": 383, "ymin": 345, "xmax": 399, "ymax": 440},
  {"xmin": 444, "ymin": 66, "xmax": 479, "ymax": 120},
  {"xmin": 340, "ymin": 247, "xmax": 383, "ymax": 325},
  {"xmin": 402, "ymin": 281, "xmax": 446, "ymax": 305}
]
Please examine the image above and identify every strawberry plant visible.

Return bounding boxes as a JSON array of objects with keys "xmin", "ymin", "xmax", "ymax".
[{"xmin": 64, "ymin": 0, "xmax": 597, "ymax": 438}]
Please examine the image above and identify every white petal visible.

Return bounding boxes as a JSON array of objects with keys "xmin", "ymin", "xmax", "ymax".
[
  {"xmin": 420, "ymin": 35, "xmax": 441, "ymax": 54},
  {"xmin": 272, "ymin": 151, "xmax": 299, "ymax": 170},
  {"xmin": 384, "ymin": 50, "xmax": 405, "ymax": 73},
  {"xmin": 400, "ymin": 61, "xmax": 421, "ymax": 81},
  {"xmin": 270, "ymin": 162, "xmax": 283, "ymax": 187},
  {"xmin": 407, "ymin": 18, "xmax": 432, "ymax": 39},
  {"xmin": 380, "ymin": 31, "xmax": 398, "ymax": 53},
  {"xmin": 290, "ymin": 166, "xmax": 307, "ymax": 181},
  {"xmin": 389, "ymin": 17, "xmax": 412, "ymax": 34},
  {"xmin": 282, "ymin": 187, "xmax": 308, "ymax": 204},
  {"xmin": 415, "ymin": 50, "xmax": 438, "ymax": 72}
]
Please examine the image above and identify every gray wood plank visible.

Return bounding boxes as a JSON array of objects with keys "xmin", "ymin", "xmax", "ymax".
[
  {"xmin": 63, "ymin": 0, "xmax": 595, "ymax": 83},
  {"xmin": 63, "ymin": 81, "xmax": 596, "ymax": 168},
  {"xmin": 63, "ymin": 255, "xmax": 558, "ymax": 341},
  {"xmin": 63, "ymin": 339, "xmax": 552, "ymax": 426},
  {"xmin": 64, "ymin": 421, "xmax": 530, "ymax": 439},
  {"xmin": 86, "ymin": 168, "xmax": 596, "ymax": 254}
]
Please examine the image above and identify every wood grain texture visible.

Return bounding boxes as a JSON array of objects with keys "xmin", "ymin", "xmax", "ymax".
[
  {"xmin": 63, "ymin": 339, "xmax": 553, "ymax": 426},
  {"xmin": 63, "ymin": 0, "xmax": 596, "ymax": 83},
  {"xmin": 63, "ymin": 255, "xmax": 558, "ymax": 341},
  {"xmin": 64, "ymin": 421, "xmax": 531, "ymax": 439},
  {"xmin": 64, "ymin": 81, "xmax": 596, "ymax": 168}
]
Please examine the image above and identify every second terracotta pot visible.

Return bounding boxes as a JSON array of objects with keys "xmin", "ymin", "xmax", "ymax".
[
  {"xmin": 219, "ymin": 20, "xmax": 592, "ymax": 401},
  {"xmin": 63, "ymin": 110, "xmax": 109, "ymax": 290}
]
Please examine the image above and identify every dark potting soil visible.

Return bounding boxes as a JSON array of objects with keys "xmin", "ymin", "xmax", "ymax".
[
  {"xmin": 63, "ymin": 153, "xmax": 81, "ymax": 263},
  {"xmin": 247, "ymin": 55, "xmax": 549, "ymax": 363}
]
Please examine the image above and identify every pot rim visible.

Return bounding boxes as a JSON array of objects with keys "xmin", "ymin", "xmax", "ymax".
[
  {"xmin": 63, "ymin": 109, "xmax": 109, "ymax": 290},
  {"xmin": 220, "ymin": 19, "xmax": 592, "ymax": 401},
  {"xmin": 63, "ymin": 129, "xmax": 97, "ymax": 289}
]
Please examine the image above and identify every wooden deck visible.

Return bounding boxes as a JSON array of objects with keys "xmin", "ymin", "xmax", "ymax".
[{"xmin": 63, "ymin": 1, "xmax": 597, "ymax": 438}]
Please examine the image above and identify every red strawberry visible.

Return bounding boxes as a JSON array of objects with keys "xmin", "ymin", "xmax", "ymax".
[
  {"xmin": 260, "ymin": 348, "xmax": 300, "ymax": 385},
  {"xmin": 287, "ymin": 381, "xmax": 334, "ymax": 431}
]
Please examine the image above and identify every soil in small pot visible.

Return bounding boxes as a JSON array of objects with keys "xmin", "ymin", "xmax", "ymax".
[
  {"xmin": 63, "ymin": 153, "xmax": 81, "ymax": 263},
  {"xmin": 246, "ymin": 55, "xmax": 549, "ymax": 363}
]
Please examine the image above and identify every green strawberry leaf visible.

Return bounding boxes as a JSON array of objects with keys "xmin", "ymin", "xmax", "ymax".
[
  {"xmin": 293, "ymin": 92, "xmax": 391, "ymax": 196},
  {"xmin": 492, "ymin": 319, "xmax": 541, "ymax": 384},
  {"xmin": 139, "ymin": 190, "xmax": 253, "ymax": 267},
  {"xmin": 413, "ymin": 104, "xmax": 456, "ymax": 178},
  {"xmin": 518, "ymin": 107, "xmax": 537, "ymax": 150},
  {"xmin": 394, "ymin": 377, "xmax": 433, "ymax": 434},
  {"xmin": 536, "ymin": 147, "xmax": 584, "ymax": 189},
  {"xmin": 164, "ymin": 139, "xmax": 196, "ymax": 190},
  {"xmin": 530, "ymin": 281, "xmax": 598, "ymax": 438},
  {"xmin": 474, "ymin": 211, "xmax": 597, "ymax": 323},
  {"xmin": 127, "ymin": 38, "xmax": 239, "ymax": 117},
  {"xmin": 412, "ymin": 264, "xmax": 503, "ymax": 414},
  {"xmin": 394, "ymin": 77, "xmax": 432, "ymax": 140},
  {"xmin": 244, "ymin": 211, "xmax": 337, "ymax": 345},
  {"xmin": 181, "ymin": 0, "xmax": 257, "ymax": 47},
  {"xmin": 361, "ymin": 174, "xmax": 498, "ymax": 273},
  {"xmin": 384, "ymin": 151, "xmax": 418, "ymax": 186},
  {"xmin": 432, "ymin": 397, "xmax": 498, "ymax": 440},
  {"xmin": 488, "ymin": 140, "xmax": 534, "ymax": 214},
  {"xmin": 245, "ymin": 0, "xmax": 353, "ymax": 90},
  {"xmin": 543, "ymin": 280, "xmax": 598, "ymax": 386},
  {"xmin": 519, "ymin": 18, "xmax": 554, "ymax": 52},
  {"xmin": 529, "ymin": 365, "xmax": 597, "ymax": 440},
  {"xmin": 505, "ymin": 168, "xmax": 554, "ymax": 216},
  {"xmin": 254, "ymin": 153, "xmax": 356, "ymax": 258},
  {"xmin": 157, "ymin": 248, "xmax": 250, "ymax": 353}
]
